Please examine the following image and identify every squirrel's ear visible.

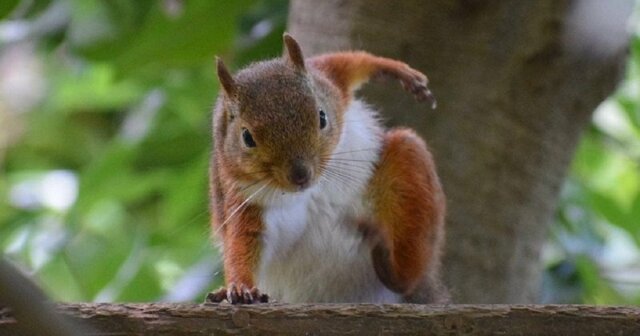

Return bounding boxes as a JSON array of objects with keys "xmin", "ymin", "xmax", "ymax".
[
  {"xmin": 216, "ymin": 57, "xmax": 237, "ymax": 97},
  {"xmin": 283, "ymin": 33, "xmax": 306, "ymax": 73}
]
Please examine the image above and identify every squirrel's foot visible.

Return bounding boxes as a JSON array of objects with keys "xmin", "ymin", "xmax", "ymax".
[
  {"xmin": 356, "ymin": 218, "xmax": 390, "ymax": 248},
  {"xmin": 205, "ymin": 283, "xmax": 269, "ymax": 304},
  {"xmin": 356, "ymin": 219, "xmax": 409, "ymax": 294},
  {"xmin": 397, "ymin": 67, "xmax": 437, "ymax": 109}
]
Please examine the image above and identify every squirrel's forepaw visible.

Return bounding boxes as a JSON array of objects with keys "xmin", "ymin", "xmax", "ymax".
[
  {"xmin": 205, "ymin": 283, "xmax": 269, "ymax": 304},
  {"xmin": 399, "ymin": 67, "xmax": 437, "ymax": 109}
]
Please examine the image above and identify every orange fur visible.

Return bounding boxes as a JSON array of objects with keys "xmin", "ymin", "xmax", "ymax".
[
  {"xmin": 209, "ymin": 34, "xmax": 445, "ymax": 303},
  {"xmin": 308, "ymin": 52, "xmax": 444, "ymax": 297},
  {"xmin": 309, "ymin": 52, "xmax": 427, "ymax": 102},
  {"xmin": 365, "ymin": 128, "xmax": 446, "ymax": 295},
  {"xmin": 221, "ymin": 198, "xmax": 263, "ymax": 286},
  {"xmin": 211, "ymin": 108, "xmax": 265, "ymax": 291}
]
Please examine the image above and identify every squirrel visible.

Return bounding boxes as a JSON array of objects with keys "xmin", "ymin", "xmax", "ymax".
[{"xmin": 206, "ymin": 33, "xmax": 447, "ymax": 304}]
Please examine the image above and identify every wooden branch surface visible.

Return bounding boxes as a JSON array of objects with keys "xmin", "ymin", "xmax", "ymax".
[{"xmin": 1, "ymin": 303, "xmax": 639, "ymax": 335}]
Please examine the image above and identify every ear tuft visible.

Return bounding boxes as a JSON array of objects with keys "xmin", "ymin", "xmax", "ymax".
[
  {"xmin": 283, "ymin": 33, "xmax": 306, "ymax": 73},
  {"xmin": 216, "ymin": 56, "xmax": 236, "ymax": 96}
]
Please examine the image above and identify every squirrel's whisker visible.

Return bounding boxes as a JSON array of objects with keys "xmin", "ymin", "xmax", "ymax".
[
  {"xmin": 326, "ymin": 158, "xmax": 378, "ymax": 164},
  {"xmin": 323, "ymin": 161, "xmax": 373, "ymax": 175},
  {"xmin": 233, "ymin": 169, "xmax": 271, "ymax": 180},
  {"xmin": 320, "ymin": 166, "xmax": 359, "ymax": 189},
  {"xmin": 323, "ymin": 147, "xmax": 378, "ymax": 156},
  {"xmin": 238, "ymin": 179, "xmax": 268, "ymax": 193},
  {"xmin": 215, "ymin": 183, "xmax": 268, "ymax": 236}
]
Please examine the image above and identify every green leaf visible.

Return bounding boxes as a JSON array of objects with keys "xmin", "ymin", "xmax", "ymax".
[
  {"xmin": 69, "ymin": 0, "xmax": 252, "ymax": 76},
  {"xmin": 113, "ymin": 0, "xmax": 249, "ymax": 72},
  {"xmin": 67, "ymin": 0, "xmax": 153, "ymax": 58},
  {"xmin": 575, "ymin": 256, "xmax": 626, "ymax": 304},
  {"xmin": 118, "ymin": 263, "xmax": 162, "ymax": 301},
  {"xmin": 159, "ymin": 153, "xmax": 208, "ymax": 232},
  {"xmin": 62, "ymin": 220, "xmax": 146, "ymax": 300},
  {"xmin": 36, "ymin": 254, "xmax": 86, "ymax": 301},
  {"xmin": 1, "ymin": 0, "xmax": 284, "ymax": 304},
  {"xmin": 585, "ymin": 189, "xmax": 640, "ymax": 244},
  {"xmin": 0, "ymin": 0, "xmax": 19, "ymax": 19},
  {"xmin": 47, "ymin": 62, "xmax": 143, "ymax": 113},
  {"xmin": 72, "ymin": 142, "xmax": 171, "ymax": 219}
]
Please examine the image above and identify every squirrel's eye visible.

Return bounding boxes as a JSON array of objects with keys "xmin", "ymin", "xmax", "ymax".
[
  {"xmin": 242, "ymin": 128, "xmax": 256, "ymax": 148},
  {"xmin": 319, "ymin": 110, "xmax": 327, "ymax": 129}
]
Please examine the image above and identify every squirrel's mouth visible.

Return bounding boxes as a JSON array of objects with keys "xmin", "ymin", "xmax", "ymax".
[
  {"xmin": 294, "ymin": 181, "xmax": 311, "ymax": 192},
  {"xmin": 286, "ymin": 161, "xmax": 314, "ymax": 191},
  {"xmin": 269, "ymin": 160, "xmax": 317, "ymax": 193},
  {"xmin": 274, "ymin": 176, "xmax": 315, "ymax": 194},
  {"xmin": 278, "ymin": 179, "xmax": 313, "ymax": 193}
]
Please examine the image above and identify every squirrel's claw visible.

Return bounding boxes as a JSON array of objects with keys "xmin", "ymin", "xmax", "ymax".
[
  {"xmin": 205, "ymin": 284, "xmax": 269, "ymax": 304},
  {"xmin": 421, "ymin": 88, "xmax": 437, "ymax": 110},
  {"xmin": 399, "ymin": 67, "xmax": 437, "ymax": 109},
  {"xmin": 205, "ymin": 287, "xmax": 228, "ymax": 303}
]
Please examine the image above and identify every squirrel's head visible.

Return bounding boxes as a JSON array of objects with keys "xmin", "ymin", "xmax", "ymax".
[{"xmin": 214, "ymin": 34, "xmax": 343, "ymax": 193}]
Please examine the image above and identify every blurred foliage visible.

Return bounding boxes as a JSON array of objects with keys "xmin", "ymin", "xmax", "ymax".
[
  {"xmin": 0, "ymin": 0, "xmax": 288, "ymax": 302},
  {"xmin": 0, "ymin": 0, "xmax": 639, "ymax": 304},
  {"xmin": 543, "ymin": 33, "xmax": 640, "ymax": 304}
]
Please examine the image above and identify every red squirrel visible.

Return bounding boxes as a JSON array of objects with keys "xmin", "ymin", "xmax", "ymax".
[{"xmin": 207, "ymin": 34, "xmax": 447, "ymax": 304}]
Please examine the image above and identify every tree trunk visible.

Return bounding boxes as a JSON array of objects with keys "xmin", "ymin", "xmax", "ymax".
[
  {"xmin": 2, "ymin": 303, "xmax": 639, "ymax": 335},
  {"xmin": 287, "ymin": 1, "xmax": 632, "ymax": 303}
]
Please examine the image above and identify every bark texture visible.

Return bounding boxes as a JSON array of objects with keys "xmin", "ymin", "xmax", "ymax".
[
  {"xmin": 288, "ymin": 1, "xmax": 631, "ymax": 303},
  {"xmin": 1, "ymin": 303, "xmax": 639, "ymax": 336}
]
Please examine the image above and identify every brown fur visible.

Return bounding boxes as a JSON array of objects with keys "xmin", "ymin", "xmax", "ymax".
[
  {"xmin": 365, "ymin": 129, "xmax": 447, "ymax": 301},
  {"xmin": 309, "ymin": 51, "xmax": 435, "ymax": 107},
  {"xmin": 208, "ymin": 34, "xmax": 446, "ymax": 303},
  {"xmin": 221, "ymin": 200, "xmax": 263, "ymax": 286}
]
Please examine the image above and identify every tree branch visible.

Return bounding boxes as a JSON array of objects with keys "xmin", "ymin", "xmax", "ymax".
[{"xmin": 1, "ymin": 303, "xmax": 639, "ymax": 335}]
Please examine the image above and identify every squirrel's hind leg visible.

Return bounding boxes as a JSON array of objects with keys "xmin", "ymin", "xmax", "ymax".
[{"xmin": 362, "ymin": 128, "xmax": 447, "ymax": 301}]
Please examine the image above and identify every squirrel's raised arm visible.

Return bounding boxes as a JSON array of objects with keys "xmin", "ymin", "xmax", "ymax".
[
  {"xmin": 308, "ymin": 51, "xmax": 437, "ymax": 109},
  {"xmin": 281, "ymin": 33, "xmax": 435, "ymax": 108}
]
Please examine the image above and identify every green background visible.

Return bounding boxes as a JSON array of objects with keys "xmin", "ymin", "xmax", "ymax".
[{"xmin": 0, "ymin": 0, "xmax": 639, "ymax": 303}]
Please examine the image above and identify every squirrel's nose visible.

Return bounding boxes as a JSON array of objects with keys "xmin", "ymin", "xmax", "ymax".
[{"xmin": 289, "ymin": 161, "xmax": 311, "ymax": 188}]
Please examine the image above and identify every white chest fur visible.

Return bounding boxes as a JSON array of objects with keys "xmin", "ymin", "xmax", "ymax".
[{"xmin": 256, "ymin": 100, "xmax": 401, "ymax": 303}]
